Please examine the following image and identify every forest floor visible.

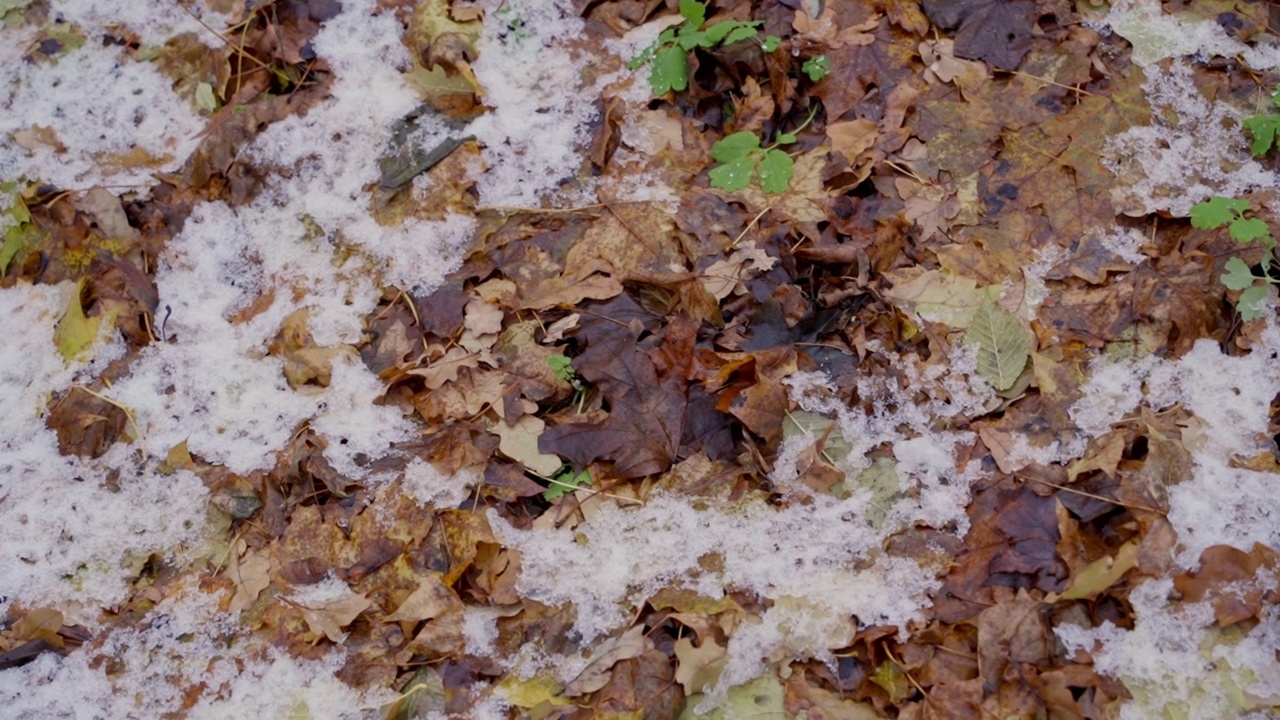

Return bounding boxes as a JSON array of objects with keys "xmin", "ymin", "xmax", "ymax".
[{"xmin": 3, "ymin": 0, "xmax": 1280, "ymax": 718}]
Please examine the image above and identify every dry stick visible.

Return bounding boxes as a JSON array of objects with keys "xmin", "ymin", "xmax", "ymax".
[
  {"xmin": 69, "ymin": 384, "xmax": 144, "ymax": 443},
  {"xmin": 180, "ymin": 4, "xmax": 271, "ymax": 77},
  {"xmin": 477, "ymin": 202, "xmax": 606, "ymax": 215},
  {"xmin": 1017, "ymin": 473, "xmax": 1164, "ymax": 515},
  {"xmin": 883, "ymin": 159, "xmax": 928, "ymax": 185},
  {"xmin": 605, "ymin": 203, "xmax": 666, "ymax": 262},
  {"xmin": 729, "ymin": 206, "xmax": 771, "ymax": 248},
  {"xmin": 883, "ymin": 645, "xmax": 933, "ymax": 707},
  {"xmin": 537, "ymin": 472, "xmax": 638, "ymax": 505},
  {"xmin": 1007, "ymin": 70, "xmax": 1097, "ymax": 97}
]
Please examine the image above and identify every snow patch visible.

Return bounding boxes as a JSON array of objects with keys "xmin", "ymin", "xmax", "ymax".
[
  {"xmin": 0, "ymin": 580, "xmax": 392, "ymax": 719},
  {"xmin": 1104, "ymin": 61, "xmax": 1276, "ymax": 217},
  {"xmin": 466, "ymin": 0, "xmax": 604, "ymax": 207}
]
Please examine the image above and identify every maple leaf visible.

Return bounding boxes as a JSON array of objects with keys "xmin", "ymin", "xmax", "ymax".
[
  {"xmin": 922, "ymin": 0, "xmax": 1036, "ymax": 71},
  {"xmin": 540, "ymin": 328, "xmax": 688, "ymax": 479}
]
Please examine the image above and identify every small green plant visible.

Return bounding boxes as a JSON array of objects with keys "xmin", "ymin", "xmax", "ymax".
[
  {"xmin": 1243, "ymin": 85, "xmax": 1280, "ymax": 157},
  {"xmin": 628, "ymin": 0, "xmax": 779, "ymax": 95},
  {"xmin": 708, "ymin": 107, "xmax": 815, "ymax": 194},
  {"xmin": 1191, "ymin": 195, "xmax": 1276, "ymax": 321},
  {"xmin": 543, "ymin": 465, "xmax": 593, "ymax": 500},
  {"xmin": 548, "ymin": 354, "xmax": 589, "ymax": 412},
  {"xmin": 801, "ymin": 55, "xmax": 829, "ymax": 82}
]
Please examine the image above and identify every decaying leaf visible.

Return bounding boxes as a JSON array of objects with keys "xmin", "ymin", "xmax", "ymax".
[{"xmin": 967, "ymin": 300, "xmax": 1029, "ymax": 391}]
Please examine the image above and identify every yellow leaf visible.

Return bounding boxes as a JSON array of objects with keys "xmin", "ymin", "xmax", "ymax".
[
  {"xmin": 53, "ymin": 279, "xmax": 115, "ymax": 362},
  {"xmin": 1055, "ymin": 539, "xmax": 1141, "ymax": 602}
]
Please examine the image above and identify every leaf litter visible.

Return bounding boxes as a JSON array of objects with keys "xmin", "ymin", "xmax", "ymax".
[{"xmin": 3, "ymin": 0, "xmax": 1280, "ymax": 718}]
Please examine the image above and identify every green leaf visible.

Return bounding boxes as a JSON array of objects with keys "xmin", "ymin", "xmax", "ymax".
[
  {"xmin": 723, "ymin": 24, "xmax": 761, "ymax": 45},
  {"xmin": 967, "ymin": 300, "xmax": 1029, "ymax": 391},
  {"xmin": 1221, "ymin": 257, "xmax": 1257, "ymax": 290},
  {"xmin": 801, "ymin": 55, "xmax": 829, "ymax": 81},
  {"xmin": 757, "ymin": 148, "xmax": 794, "ymax": 194},
  {"xmin": 1237, "ymin": 285, "xmax": 1269, "ymax": 321},
  {"xmin": 774, "ymin": 132, "xmax": 797, "ymax": 145},
  {"xmin": 760, "ymin": 34, "xmax": 780, "ymax": 52},
  {"xmin": 1229, "ymin": 217, "xmax": 1271, "ymax": 244},
  {"xmin": 650, "ymin": 44, "xmax": 688, "ymax": 94},
  {"xmin": 627, "ymin": 42, "xmax": 656, "ymax": 69},
  {"xmin": 676, "ymin": 30, "xmax": 710, "ymax": 50},
  {"xmin": 1190, "ymin": 196, "xmax": 1249, "ymax": 229},
  {"xmin": 711, "ymin": 131, "xmax": 761, "ymax": 163},
  {"xmin": 702, "ymin": 20, "xmax": 744, "ymax": 45},
  {"xmin": 678, "ymin": 0, "xmax": 706, "ymax": 26},
  {"xmin": 1, "ymin": 188, "xmax": 35, "ymax": 275},
  {"xmin": 547, "ymin": 354, "xmax": 575, "ymax": 382},
  {"xmin": 709, "ymin": 156, "xmax": 756, "ymax": 191},
  {"xmin": 544, "ymin": 468, "xmax": 592, "ymax": 500},
  {"xmin": 1244, "ymin": 114, "xmax": 1280, "ymax": 157}
]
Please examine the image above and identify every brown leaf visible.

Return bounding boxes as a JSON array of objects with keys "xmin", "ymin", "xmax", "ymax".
[
  {"xmin": 227, "ymin": 545, "xmax": 274, "ymax": 613},
  {"xmin": 45, "ymin": 385, "xmax": 128, "ymax": 458},
  {"xmin": 1173, "ymin": 543, "xmax": 1280, "ymax": 627},
  {"xmin": 563, "ymin": 625, "xmax": 647, "ymax": 697},
  {"xmin": 728, "ymin": 374, "xmax": 788, "ymax": 447},
  {"xmin": 922, "ymin": 0, "xmax": 1036, "ymax": 71},
  {"xmin": 540, "ymin": 330, "xmax": 687, "ymax": 479},
  {"xmin": 976, "ymin": 589, "xmax": 1049, "ymax": 693},
  {"xmin": 385, "ymin": 573, "xmax": 463, "ymax": 623},
  {"xmin": 295, "ymin": 591, "xmax": 373, "ymax": 643}
]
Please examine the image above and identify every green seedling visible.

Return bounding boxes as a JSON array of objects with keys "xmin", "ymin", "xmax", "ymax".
[
  {"xmin": 1191, "ymin": 195, "xmax": 1276, "ymax": 321},
  {"xmin": 709, "ymin": 107, "xmax": 816, "ymax": 194},
  {"xmin": 543, "ymin": 466, "xmax": 593, "ymax": 500},
  {"xmin": 801, "ymin": 55, "xmax": 829, "ymax": 82},
  {"xmin": 1243, "ymin": 85, "xmax": 1280, "ymax": 157},
  {"xmin": 548, "ymin": 354, "xmax": 589, "ymax": 413},
  {"xmin": 628, "ymin": 0, "xmax": 779, "ymax": 95}
]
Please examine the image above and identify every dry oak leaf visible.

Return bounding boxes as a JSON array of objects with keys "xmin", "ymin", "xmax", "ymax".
[
  {"xmin": 563, "ymin": 625, "xmax": 648, "ymax": 697},
  {"xmin": 494, "ymin": 414, "xmax": 563, "ymax": 477},
  {"xmin": 700, "ymin": 244, "xmax": 776, "ymax": 300},
  {"xmin": 407, "ymin": 346, "xmax": 480, "ymax": 391},
  {"xmin": 385, "ymin": 572, "xmax": 464, "ymax": 624},
  {"xmin": 227, "ymin": 543, "xmax": 274, "ymax": 613},
  {"xmin": 827, "ymin": 119, "xmax": 879, "ymax": 165},
  {"xmin": 881, "ymin": 266, "xmax": 1001, "ymax": 327},
  {"xmin": 977, "ymin": 589, "xmax": 1050, "ymax": 693},
  {"xmin": 294, "ymin": 590, "xmax": 373, "ymax": 643},
  {"xmin": 792, "ymin": 7, "xmax": 878, "ymax": 49},
  {"xmin": 895, "ymin": 176, "xmax": 966, "ymax": 242},
  {"xmin": 674, "ymin": 634, "xmax": 728, "ymax": 695},
  {"xmin": 1174, "ymin": 543, "xmax": 1280, "ymax": 627}
]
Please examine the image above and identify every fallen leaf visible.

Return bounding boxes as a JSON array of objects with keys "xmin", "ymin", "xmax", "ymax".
[
  {"xmin": 563, "ymin": 625, "xmax": 648, "ymax": 696},
  {"xmin": 385, "ymin": 573, "xmax": 463, "ymax": 623}
]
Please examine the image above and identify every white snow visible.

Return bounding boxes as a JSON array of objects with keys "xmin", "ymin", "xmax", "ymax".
[
  {"xmin": 466, "ymin": 0, "xmax": 604, "ymax": 208},
  {"xmin": 0, "ymin": 579, "xmax": 392, "ymax": 719},
  {"xmin": 1104, "ymin": 61, "xmax": 1277, "ymax": 217},
  {"xmin": 0, "ymin": 2, "xmax": 214, "ymax": 191}
]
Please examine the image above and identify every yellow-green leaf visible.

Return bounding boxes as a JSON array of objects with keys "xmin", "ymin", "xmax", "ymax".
[
  {"xmin": 967, "ymin": 300, "xmax": 1028, "ymax": 391},
  {"xmin": 1057, "ymin": 539, "xmax": 1140, "ymax": 601},
  {"xmin": 54, "ymin": 280, "xmax": 114, "ymax": 362}
]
